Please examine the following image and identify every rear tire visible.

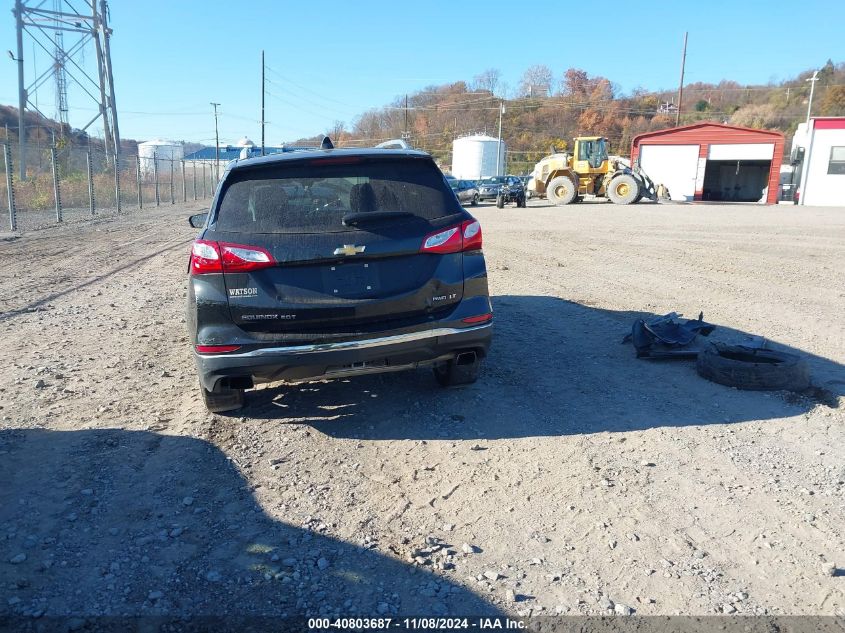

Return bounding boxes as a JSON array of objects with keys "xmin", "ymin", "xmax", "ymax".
[
  {"xmin": 201, "ymin": 382, "xmax": 245, "ymax": 413},
  {"xmin": 546, "ymin": 176, "xmax": 577, "ymax": 206},
  {"xmin": 433, "ymin": 357, "xmax": 481, "ymax": 387},
  {"xmin": 495, "ymin": 195, "xmax": 504, "ymax": 209},
  {"xmin": 471, "ymin": 194, "xmax": 479, "ymax": 206},
  {"xmin": 607, "ymin": 174, "xmax": 639, "ymax": 205}
]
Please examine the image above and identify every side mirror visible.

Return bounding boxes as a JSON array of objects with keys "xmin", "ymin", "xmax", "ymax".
[
  {"xmin": 188, "ymin": 213, "xmax": 208, "ymax": 229},
  {"xmin": 790, "ymin": 147, "xmax": 805, "ymax": 165}
]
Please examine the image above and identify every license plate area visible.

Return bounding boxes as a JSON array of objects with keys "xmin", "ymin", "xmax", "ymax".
[{"xmin": 322, "ymin": 263, "xmax": 380, "ymax": 296}]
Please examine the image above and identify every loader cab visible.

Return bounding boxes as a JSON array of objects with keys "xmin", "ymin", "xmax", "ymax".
[{"xmin": 573, "ymin": 137, "xmax": 609, "ymax": 173}]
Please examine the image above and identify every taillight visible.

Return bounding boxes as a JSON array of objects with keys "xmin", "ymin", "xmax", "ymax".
[
  {"xmin": 195, "ymin": 345, "xmax": 242, "ymax": 354},
  {"xmin": 189, "ymin": 240, "xmax": 275, "ymax": 274},
  {"xmin": 421, "ymin": 226, "xmax": 461, "ymax": 253},
  {"xmin": 219, "ymin": 242, "xmax": 274, "ymax": 273},
  {"xmin": 462, "ymin": 313, "xmax": 492, "ymax": 324},
  {"xmin": 190, "ymin": 239, "xmax": 222, "ymax": 274},
  {"xmin": 462, "ymin": 220, "xmax": 482, "ymax": 251},
  {"xmin": 420, "ymin": 219, "xmax": 483, "ymax": 254}
]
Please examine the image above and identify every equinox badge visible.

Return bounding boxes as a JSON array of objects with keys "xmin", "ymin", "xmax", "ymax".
[{"xmin": 333, "ymin": 244, "xmax": 366, "ymax": 256}]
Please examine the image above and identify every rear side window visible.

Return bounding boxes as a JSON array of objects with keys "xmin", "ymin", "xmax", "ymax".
[{"xmin": 216, "ymin": 157, "xmax": 462, "ymax": 233}]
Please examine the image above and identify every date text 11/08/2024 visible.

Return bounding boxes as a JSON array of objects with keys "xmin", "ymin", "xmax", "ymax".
[{"xmin": 307, "ymin": 617, "xmax": 526, "ymax": 630}]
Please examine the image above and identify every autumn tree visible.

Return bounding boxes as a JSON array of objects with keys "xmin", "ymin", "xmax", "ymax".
[
  {"xmin": 820, "ymin": 85, "xmax": 845, "ymax": 115},
  {"xmin": 518, "ymin": 65, "xmax": 553, "ymax": 98},
  {"xmin": 472, "ymin": 69, "xmax": 501, "ymax": 95}
]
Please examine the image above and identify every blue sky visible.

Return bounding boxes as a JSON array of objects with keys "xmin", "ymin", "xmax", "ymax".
[{"xmin": 1, "ymin": 0, "xmax": 842, "ymax": 145}]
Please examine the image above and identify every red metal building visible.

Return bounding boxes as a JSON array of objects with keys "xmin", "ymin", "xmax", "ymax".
[{"xmin": 631, "ymin": 123, "xmax": 785, "ymax": 204}]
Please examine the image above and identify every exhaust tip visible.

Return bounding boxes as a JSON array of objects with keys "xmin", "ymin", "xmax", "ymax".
[{"xmin": 456, "ymin": 351, "xmax": 477, "ymax": 366}]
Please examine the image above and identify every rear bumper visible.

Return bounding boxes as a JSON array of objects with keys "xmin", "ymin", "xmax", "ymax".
[{"xmin": 195, "ymin": 322, "xmax": 492, "ymax": 391}]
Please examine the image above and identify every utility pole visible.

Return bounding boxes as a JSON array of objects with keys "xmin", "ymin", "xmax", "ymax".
[
  {"xmin": 806, "ymin": 70, "xmax": 819, "ymax": 125},
  {"xmin": 211, "ymin": 102, "xmax": 220, "ymax": 181},
  {"xmin": 261, "ymin": 50, "xmax": 265, "ymax": 156},
  {"xmin": 13, "ymin": 0, "xmax": 26, "ymax": 180},
  {"xmin": 402, "ymin": 94, "xmax": 409, "ymax": 141},
  {"xmin": 675, "ymin": 31, "xmax": 688, "ymax": 127},
  {"xmin": 496, "ymin": 100, "xmax": 505, "ymax": 177}
]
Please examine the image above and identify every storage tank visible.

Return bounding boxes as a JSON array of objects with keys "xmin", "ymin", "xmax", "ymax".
[
  {"xmin": 451, "ymin": 135, "xmax": 505, "ymax": 180},
  {"xmin": 138, "ymin": 140, "xmax": 185, "ymax": 178}
]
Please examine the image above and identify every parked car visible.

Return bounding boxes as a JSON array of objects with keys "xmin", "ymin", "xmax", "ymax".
[
  {"xmin": 450, "ymin": 179, "xmax": 480, "ymax": 206},
  {"xmin": 186, "ymin": 144, "xmax": 493, "ymax": 412},
  {"xmin": 477, "ymin": 175, "xmax": 523, "ymax": 201}
]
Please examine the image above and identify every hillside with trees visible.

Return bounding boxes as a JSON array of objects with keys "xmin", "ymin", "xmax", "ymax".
[{"xmin": 318, "ymin": 60, "xmax": 845, "ymax": 174}]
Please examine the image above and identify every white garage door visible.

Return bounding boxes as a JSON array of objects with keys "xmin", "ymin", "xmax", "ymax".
[{"xmin": 639, "ymin": 144, "xmax": 700, "ymax": 201}]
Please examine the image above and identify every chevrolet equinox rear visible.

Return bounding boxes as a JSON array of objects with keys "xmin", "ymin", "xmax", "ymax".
[{"xmin": 186, "ymin": 144, "xmax": 492, "ymax": 412}]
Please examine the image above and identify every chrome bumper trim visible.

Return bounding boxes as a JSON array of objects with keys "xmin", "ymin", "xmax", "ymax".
[{"xmin": 196, "ymin": 322, "xmax": 492, "ymax": 359}]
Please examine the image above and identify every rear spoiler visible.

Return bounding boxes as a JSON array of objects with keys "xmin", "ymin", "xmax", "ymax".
[{"xmin": 374, "ymin": 139, "xmax": 412, "ymax": 150}]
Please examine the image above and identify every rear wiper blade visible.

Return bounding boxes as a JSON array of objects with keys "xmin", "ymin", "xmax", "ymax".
[{"xmin": 342, "ymin": 210, "xmax": 413, "ymax": 226}]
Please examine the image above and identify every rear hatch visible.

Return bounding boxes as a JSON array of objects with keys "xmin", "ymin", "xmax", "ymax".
[{"xmin": 205, "ymin": 154, "xmax": 471, "ymax": 334}]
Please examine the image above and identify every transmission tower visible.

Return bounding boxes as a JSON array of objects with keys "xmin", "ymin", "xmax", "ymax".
[
  {"xmin": 53, "ymin": 1, "xmax": 69, "ymax": 137},
  {"xmin": 12, "ymin": 0, "xmax": 120, "ymax": 180}
]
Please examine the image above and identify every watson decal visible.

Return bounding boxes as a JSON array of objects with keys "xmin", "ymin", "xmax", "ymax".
[{"xmin": 229, "ymin": 287, "xmax": 258, "ymax": 298}]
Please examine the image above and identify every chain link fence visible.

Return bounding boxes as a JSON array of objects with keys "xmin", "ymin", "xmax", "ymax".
[{"xmin": 0, "ymin": 140, "xmax": 219, "ymax": 233}]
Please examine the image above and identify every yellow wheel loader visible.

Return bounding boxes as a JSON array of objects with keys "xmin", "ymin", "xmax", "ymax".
[{"xmin": 528, "ymin": 136, "xmax": 657, "ymax": 205}]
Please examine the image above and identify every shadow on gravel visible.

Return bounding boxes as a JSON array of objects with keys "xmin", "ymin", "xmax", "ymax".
[
  {"xmin": 0, "ymin": 239, "xmax": 192, "ymax": 322},
  {"xmin": 0, "ymin": 428, "xmax": 500, "ymax": 619},
  {"xmin": 242, "ymin": 296, "xmax": 844, "ymax": 440}
]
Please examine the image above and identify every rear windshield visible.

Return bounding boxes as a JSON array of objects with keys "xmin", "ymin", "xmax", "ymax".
[{"xmin": 215, "ymin": 157, "xmax": 462, "ymax": 233}]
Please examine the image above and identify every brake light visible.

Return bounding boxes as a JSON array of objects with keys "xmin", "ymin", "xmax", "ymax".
[
  {"xmin": 195, "ymin": 345, "xmax": 242, "ymax": 354},
  {"xmin": 190, "ymin": 240, "xmax": 275, "ymax": 274},
  {"xmin": 420, "ymin": 219, "xmax": 483, "ymax": 254},
  {"xmin": 219, "ymin": 242, "xmax": 275, "ymax": 273},
  {"xmin": 309, "ymin": 156, "xmax": 364, "ymax": 166},
  {"xmin": 190, "ymin": 239, "xmax": 222, "ymax": 274}
]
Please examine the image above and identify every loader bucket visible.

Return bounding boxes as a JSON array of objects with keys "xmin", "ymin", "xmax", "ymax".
[{"xmin": 636, "ymin": 170, "xmax": 658, "ymax": 202}]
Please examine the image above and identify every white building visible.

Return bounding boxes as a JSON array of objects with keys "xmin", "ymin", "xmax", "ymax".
[
  {"xmin": 793, "ymin": 117, "xmax": 845, "ymax": 206},
  {"xmin": 137, "ymin": 140, "xmax": 184, "ymax": 178}
]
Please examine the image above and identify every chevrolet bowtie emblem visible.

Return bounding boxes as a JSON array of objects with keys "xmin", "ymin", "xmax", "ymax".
[{"xmin": 333, "ymin": 244, "xmax": 366, "ymax": 256}]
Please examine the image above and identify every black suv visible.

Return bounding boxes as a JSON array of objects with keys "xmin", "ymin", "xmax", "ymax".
[{"xmin": 186, "ymin": 142, "xmax": 493, "ymax": 412}]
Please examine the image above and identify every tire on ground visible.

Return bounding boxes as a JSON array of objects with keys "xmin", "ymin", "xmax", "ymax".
[
  {"xmin": 201, "ymin": 382, "xmax": 245, "ymax": 413},
  {"xmin": 607, "ymin": 174, "xmax": 640, "ymax": 205},
  {"xmin": 696, "ymin": 344, "xmax": 810, "ymax": 391},
  {"xmin": 546, "ymin": 176, "xmax": 577, "ymax": 206},
  {"xmin": 495, "ymin": 195, "xmax": 504, "ymax": 209}
]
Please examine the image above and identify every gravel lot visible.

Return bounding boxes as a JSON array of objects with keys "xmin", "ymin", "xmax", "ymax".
[{"xmin": 1, "ymin": 199, "xmax": 843, "ymax": 619}]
